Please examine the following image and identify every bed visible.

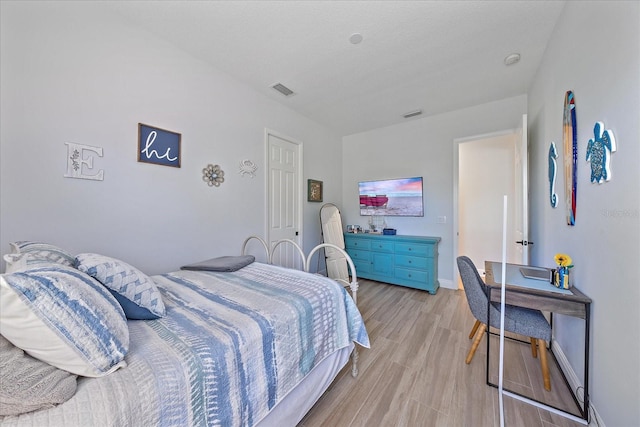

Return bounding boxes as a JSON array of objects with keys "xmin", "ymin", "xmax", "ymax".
[{"xmin": 0, "ymin": 241, "xmax": 369, "ymax": 427}]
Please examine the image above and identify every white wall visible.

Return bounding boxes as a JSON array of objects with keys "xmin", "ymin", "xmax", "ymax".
[
  {"xmin": 527, "ymin": 1, "xmax": 639, "ymax": 425},
  {"xmin": 342, "ymin": 95, "xmax": 527, "ymax": 286},
  {"xmin": 0, "ymin": 1, "xmax": 342, "ymax": 274}
]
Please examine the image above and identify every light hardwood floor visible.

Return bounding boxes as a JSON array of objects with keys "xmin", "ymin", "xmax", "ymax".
[{"xmin": 299, "ymin": 279, "xmax": 587, "ymax": 427}]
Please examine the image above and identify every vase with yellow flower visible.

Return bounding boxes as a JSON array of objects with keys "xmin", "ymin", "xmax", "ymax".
[{"xmin": 554, "ymin": 253, "xmax": 574, "ymax": 289}]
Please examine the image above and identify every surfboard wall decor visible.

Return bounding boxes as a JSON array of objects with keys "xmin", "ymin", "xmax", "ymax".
[{"xmin": 563, "ymin": 91, "xmax": 577, "ymax": 225}]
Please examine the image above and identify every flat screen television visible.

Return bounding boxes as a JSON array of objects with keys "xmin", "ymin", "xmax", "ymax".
[{"xmin": 359, "ymin": 177, "xmax": 424, "ymax": 217}]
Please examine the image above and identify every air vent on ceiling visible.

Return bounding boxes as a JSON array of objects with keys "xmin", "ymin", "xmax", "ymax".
[
  {"xmin": 402, "ymin": 109, "xmax": 423, "ymax": 119},
  {"xmin": 271, "ymin": 83, "xmax": 295, "ymax": 97}
]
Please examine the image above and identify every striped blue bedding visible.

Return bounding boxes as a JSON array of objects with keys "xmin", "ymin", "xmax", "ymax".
[{"xmin": 1, "ymin": 262, "xmax": 369, "ymax": 427}]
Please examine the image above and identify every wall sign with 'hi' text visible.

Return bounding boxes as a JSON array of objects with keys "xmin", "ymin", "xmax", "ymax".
[{"xmin": 138, "ymin": 123, "xmax": 181, "ymax": 168}]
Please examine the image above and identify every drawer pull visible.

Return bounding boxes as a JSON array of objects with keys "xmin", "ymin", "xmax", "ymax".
[{"xmin": 408, "ymin": 260, "xmax": 412, "ymax": 264}]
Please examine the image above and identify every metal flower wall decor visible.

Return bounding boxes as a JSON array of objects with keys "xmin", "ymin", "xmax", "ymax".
[{"xmin": 203, "ymin": 164, "xmax": 225, "ymax": 187}]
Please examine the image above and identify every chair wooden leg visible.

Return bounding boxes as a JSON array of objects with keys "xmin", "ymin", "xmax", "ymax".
[
  {"xmin": 465, "ymin": 323, "xmax": 487, "ymax": 364},
  {"xmin": 469, "ymin": 319, "xmax": 481, "ymax": 339},
  {"xmin": 538, "ymin": 339, "xmax": 551, "ymax": 391},
  {"xmin": 530, "ymin": 337, "xmax": 538, "ymax": 358}
]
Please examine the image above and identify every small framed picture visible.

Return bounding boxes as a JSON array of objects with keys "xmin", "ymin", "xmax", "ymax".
[
  {"xmin": 138, "ymin": 123, "xmax": 181, "ymax": 168},
  {"xmin": 307, "ymin": 179, "xmax": 323, "ymax": 202}
]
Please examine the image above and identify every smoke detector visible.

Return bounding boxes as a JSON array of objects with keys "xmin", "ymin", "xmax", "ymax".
[
  {"xmin": 349, "ymin": 33, "xmax": 363, "ymax": 44},
  {"xmin": 504, "ymin": 53, "xmax": 521, "ymax": 66}
]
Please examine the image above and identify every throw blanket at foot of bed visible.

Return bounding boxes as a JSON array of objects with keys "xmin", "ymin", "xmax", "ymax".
[
  {"xmin": 147, "ymin": 263, "xmax": 370, "ymax": 427},
  {"xmin": 1, "ymin": 262, "xmax": 369, "ymax": 427}
]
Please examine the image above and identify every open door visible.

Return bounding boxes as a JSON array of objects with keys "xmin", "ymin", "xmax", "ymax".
[
  {"xmin": 319, "ymin": 203, "xmax": 350, "ymax": 285},
  {"xmin": 454, "ymin": 114, "xmax": 529, "ymax": 287},
  {"xmin": 514, "ymin": 114, "xmax": 530, "ymax": 265}
]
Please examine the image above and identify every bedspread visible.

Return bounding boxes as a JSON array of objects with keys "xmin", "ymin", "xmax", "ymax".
[{"xmin": 1, "ymin": 262, "xmax": 369, "ymax": 427}]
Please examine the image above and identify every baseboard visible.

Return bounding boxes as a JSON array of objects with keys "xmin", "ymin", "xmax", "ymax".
[
  {"xmin": 551, "ymin": 340, "xmax": 605, "ymax": 426},
  {"xmin": 439, "ymin": 278, "xmax": 455, "ymax": 290}
]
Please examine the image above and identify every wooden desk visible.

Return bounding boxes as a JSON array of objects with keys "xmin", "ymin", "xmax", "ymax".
[{"xmin": 484, "ymin": 261, "xmax": 592, "ymax": 422}]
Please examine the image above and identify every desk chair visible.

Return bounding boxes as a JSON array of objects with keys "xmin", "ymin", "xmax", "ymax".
[{"xmin": 457, "ymin": 256, "xmax": 552, "ymax": 391}]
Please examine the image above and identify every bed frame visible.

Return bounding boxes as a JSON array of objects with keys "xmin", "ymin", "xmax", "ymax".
[{"xmin": 1, "ymin": 238, "xmax": 367, "ymax": 426}]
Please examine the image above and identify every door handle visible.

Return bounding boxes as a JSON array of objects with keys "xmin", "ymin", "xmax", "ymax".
[{"xmin": 516, "ymin": 240, "xmax": 534, "ymax": 246}]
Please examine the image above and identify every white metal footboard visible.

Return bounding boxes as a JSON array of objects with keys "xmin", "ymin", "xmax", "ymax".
[
  {"xmin": 306, "ymin": 243, "xmax": 361, "ymax": 377},
  {"xmin": 241, "ymin": 235, "xmax": 270, "ymax": 260},
  {"xmin": 270, "ymin": 239, "xmax": 307, "ymax": 271}
]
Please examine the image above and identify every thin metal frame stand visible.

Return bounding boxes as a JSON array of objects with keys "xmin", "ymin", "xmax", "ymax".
[{"xmin": 485, "ymin": 288, "xmax": 590, "ymax": 425}]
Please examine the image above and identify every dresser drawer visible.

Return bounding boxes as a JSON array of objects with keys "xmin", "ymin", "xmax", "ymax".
[
  {"xmin": 345, "ymin": 238, "xmax": 371, "ymax": 251},
  {"xmin": 347, "ymin": 249, "xmax": 370, "ymax": 263},
  {"xmin": 352, "ymin": 258, "xmax": 371, "ymax": 274},
  {"xmin": 395, "ymin": 267, "xmax": 430, "ymax": 284},
  {"xmin": 394, "ymin": 243, "xmax": 434, "ymax": 257},
  {"xmin": 395, "ymin": 254, "xmax": 428, "ymax": 270},
  {"xmin": 369, "ymin": 241, "xmax": 394, "ymax": 253}
]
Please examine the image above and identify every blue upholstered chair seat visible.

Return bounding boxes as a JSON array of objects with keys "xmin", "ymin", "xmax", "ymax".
[{"xmin": 489, "ymin": 302, "xmax": 551, "ymax": 341}]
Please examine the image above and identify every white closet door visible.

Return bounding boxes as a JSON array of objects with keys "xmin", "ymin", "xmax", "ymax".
[{"xmin": 267, "ymin": 131, "xmax": 302, "ymax": 269}]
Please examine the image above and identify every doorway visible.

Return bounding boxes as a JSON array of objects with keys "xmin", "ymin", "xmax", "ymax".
[
  {"xmin": 266, "ymin": 130, "xmax": 303, "ymax": 269},
  {"xmin": 453, "ymin": 117, "xmax": 528, "ymax": 288}
]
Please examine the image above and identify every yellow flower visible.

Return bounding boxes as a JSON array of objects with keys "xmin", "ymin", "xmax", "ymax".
[{"xmin": 554, "ymin": 253, "xmax": 573, "ymax": 268}]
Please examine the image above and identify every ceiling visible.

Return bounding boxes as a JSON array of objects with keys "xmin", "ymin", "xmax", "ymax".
[{"xmin": 104, "ymin": 1, "xmax": 566, "ymax": 136}]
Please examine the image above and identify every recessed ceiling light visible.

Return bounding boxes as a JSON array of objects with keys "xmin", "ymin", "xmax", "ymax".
[
  {"xmin": 504, "ymin": 53, "xmax": 521, "ymax": 66},
  {"xmin": 349, "ymin": 33, "xmax": 363, "ymax": 44}
]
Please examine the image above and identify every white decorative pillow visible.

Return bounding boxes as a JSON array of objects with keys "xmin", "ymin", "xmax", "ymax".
[
  {"xmin": 3, "ymin": 252, "xmax": 60, "ymax": 273},
  {"xmin": 0, "ymin": 265, "xmax": 129, "ymax": 377},
  {"xmin": 75, "ymin": 253, "xmax": 166, "ymax": 320},
  {"xmin": 7, "ymin": 241, "xmax": 75, "ymax": 268}
]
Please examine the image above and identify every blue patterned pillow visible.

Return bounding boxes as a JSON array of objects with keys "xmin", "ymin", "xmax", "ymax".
[
  {"xmin": 0, "ymin": 265, "xmax": 129, "ymax": 377},
  {"xmin": 75, "ymin": 253, "xmax": 165, "ymax": 320}
]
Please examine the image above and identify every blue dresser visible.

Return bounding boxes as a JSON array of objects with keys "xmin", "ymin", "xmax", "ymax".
[{"xmin": 344, "ymin": 233, "xmax": 441, "ymax": 294}]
